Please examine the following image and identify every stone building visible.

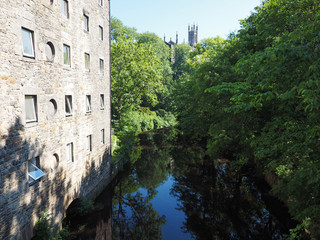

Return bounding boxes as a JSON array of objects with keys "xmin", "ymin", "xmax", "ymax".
[
  {"xmin": 164, "ymin": 32, "xmax": 178, "ymax": 63},
  {"xmin": 188, "ymin": 24, "xmax": 198, "ymax": 47},
  {"xmin": 0, "ymin": 0, "xmax": 111, "ymax": 239}
]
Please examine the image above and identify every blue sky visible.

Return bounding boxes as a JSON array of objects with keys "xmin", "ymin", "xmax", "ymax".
[{"xmin": 111, "ymin": 0, "xmax": 262, "ymax": 43}]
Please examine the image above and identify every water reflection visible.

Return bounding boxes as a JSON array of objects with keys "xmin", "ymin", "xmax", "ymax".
[
  {"xmin": 112, "ymin": 128, "xmax": 295, "ymax": 239},
  {"xmin": 65, "ymin": 128, "xmax": 296, "ymax": 239}
]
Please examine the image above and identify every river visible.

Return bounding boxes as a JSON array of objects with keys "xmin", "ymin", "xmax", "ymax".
[{"xmin": 64, "ymin": 128, "xmax": 297, "ymax": 240}]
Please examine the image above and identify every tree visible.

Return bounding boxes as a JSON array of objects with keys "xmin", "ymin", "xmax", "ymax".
[
  {"xmin": 111, "ymin": 37, "xmax": 163, "ymax": 129},
  {"xmin": 111, "ymin": 17, "xmax": 137, "ymax": 41}
]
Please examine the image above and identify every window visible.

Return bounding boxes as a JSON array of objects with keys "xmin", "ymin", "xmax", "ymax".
[
  {"xmin": 61, "ymin": 0, "xmax": 69, "ymax": 18},
  {"xmin": 45, "ymin": 41, "xmax": 55, "ymax": 61},
  {"xmin": 66, "ymin": 142, "xmax": 74, "ymax": 162},
  {"xmin": 86, "ymin": 95, "xmax": 91, "ymax": 113},
  {"xmin": 99, "ymin": 58, "xmax": 104, "ymax": 74},
  {"xmin": 65, "ymin": 95, "xmax": 72, "ymax": 116},
  {"xmin": 87, "ymin": 135, "xmax": 92, "ymax": 152},
  {"xmin": 63, "ymin": 44, "xmax": 70, "ymax": 66},
  {"xmin": 100, "ymin": 94, "xmax": 104, "ymax": 109},
  {"xmin": 22, "ymin": 28, "xmax": 35, "ymax": 58},
  {"xmin": 99, "ymin": 26, "xmax": 103, "ymax": 40},
  {"xmin": 25, "ymin": 95, "xmax": 37, "ymax": 123},
  {"xmin": 99, "ymin": 0, "xmax": 103, "ymax": 6},
  {"xmin": 84, "ymin": 53, "xmax": 90, "ymax": 71},
  {"xmin": 28, "ymin": 157, "xmax": 45, "ymax": 185},
  {"xmin": 83, "ymin": 14, "xmax": 89, "ymax": 32},
  {"xmin": 101, "ymin": 129, "xmax": 105, "ymax": 144}
]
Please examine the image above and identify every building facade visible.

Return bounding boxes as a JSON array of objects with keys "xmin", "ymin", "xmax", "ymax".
[
  {"xmin": 188, "ymin": 24, "xmax": 198, "ymax": 47},
  {"xmin": 0, "ymin": 0, "xmax": 111, "ymax": 239}
]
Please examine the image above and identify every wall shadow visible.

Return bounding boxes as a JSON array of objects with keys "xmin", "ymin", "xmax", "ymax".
[{"xmin": 0, "ymin": 117, "xmax": 113, "ymax": 240}]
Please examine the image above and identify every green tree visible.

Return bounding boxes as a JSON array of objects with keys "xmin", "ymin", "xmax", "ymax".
[
  {"xmin": 172, "ymin": 43, "xmax": 191, "ymax": 81},
  {"xmin": 111, "ymin": 16, "xmax": 137, "ymax": 41},
  {"xmin": 111, "ymin": 37, "xmax": 163, "ymax": 128}
]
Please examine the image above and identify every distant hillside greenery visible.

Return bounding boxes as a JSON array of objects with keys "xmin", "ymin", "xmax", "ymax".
[{"xmin": 111, "ymin": 0, "xmax": 320, "ymax": 237}]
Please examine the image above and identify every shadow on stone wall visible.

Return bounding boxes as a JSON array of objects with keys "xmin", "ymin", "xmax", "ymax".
[
  {"xmin": 0, "ymin": 118, "xmax": 113, "ymax": 240},
  {"xmin": 0, "ymin": 118, "xmax": 71, "ymax": 240}
]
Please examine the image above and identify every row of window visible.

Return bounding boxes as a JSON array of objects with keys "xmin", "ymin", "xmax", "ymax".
[
  {"xmin": 25, "ymin": 94, "xmax": 105, "ymax": 123},
  {"xmin": 28, "ymin": 129, "xmax": 106, "ymax": 185},
  {"xmin": 61, "ymin": 0, "xmax": 104, "ymax": 20},
  {"xmin": 22, "ymin": 27, "xmax": 105, "ymax": 73}
]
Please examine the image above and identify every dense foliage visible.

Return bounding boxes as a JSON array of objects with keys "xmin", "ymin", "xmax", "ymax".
[
  {"xmin": 111, "ymin": 0, "xmax": 320, "ymax": 237},
  {"xmin": 171, "ymin": 0, "xmax": 320, "ymax": 238}
]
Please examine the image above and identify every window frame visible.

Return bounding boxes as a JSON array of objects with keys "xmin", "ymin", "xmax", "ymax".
[
  {"xmin": 25, "ymin": 95, "xmax": 38, "ymax": 123},
  {"xmin": 63, "ymin": 44, "xmax": 71, "ymax": 66},
  {"xmin": 99, "ymin": 58, "xmax": 104, "ymax": 74},
  {"xmin": 66, "ymin": 142, "xmax": 74, "ymax": 162},
  {"xmin": 86, "ymin": 95, "xmax": 92, "ymax": 113},
  {"xmin": 22, "ymin": 28, "xmax": 35, "ymax": 58},
  {"xmin": 28, "ymin": 157, "xmax": 45, "ymax": 185},
  {"xmin": 65, "ymin": 95, "xmax": 73, "ymax": 116},
  {"xmin": 100, "ymin": 94, "xmax": 104, "ymax": 110},
  {"xmin": 61, "ymin": 0, "xmax": 69, "ymax": 18},
  {"xmin": 98, "ymin": 0, "xmax": 103, "ymax": 6},
  {"xmin": 83, "ymin": 14, "xmax": 89, "ymax": 32},
  {"xmin": 84, "ymin": 53, "xmax": 90, "ymax": 71},
  {"xmin": 86, "ymin": 134, "xmax": 92, "ymax": 152},
  {"xmin": 99, "ymin": 26, "xmax": 103, "ymax": 40},
  {"xmin": 101, "ymin": 129, "xmax": 105, "ymax": 144}
]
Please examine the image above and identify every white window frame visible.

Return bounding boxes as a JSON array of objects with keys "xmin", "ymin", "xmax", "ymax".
[
  {"xmin": 99, "ymin": 26, "xmax": 103, "ymax": 40},
  {"xmin": 83, "ymin": 14, "xmax": 89, "ymax": 32},
  {"xmin": 66, "ymin": 142, "xmax": 74, "ymax": 162},
  {"xmin": 65, "ymin": 95, "xmax": 72, "ymax": 116},
  {"xmin": 100, "ymin": 94, "xmax": 104, "ymax": 110},
  {"xmin": 85, "ymin": 53, "xmax": 90, "ymax": 71},
  {"xmin": 28, "ymin": 157, "xmax": 45, "ymax": 185},
  {"xmin": 61, "ymin": 0, "xmax": 69, "ymax": 18},
  {"xmin": 99, "ymin": 58, "xmax": 104, "ymax": 74},
  {"xmin": 87, "ymin": 135, "xmax": 92, "ymax": 152},
  {"xmin": 22, "ymin": 28, "xmax": 35, "ymax": 58},
  {"xmin": 86, "ymin": 95, "xmax": 91, "ymax": 113},
  {"xmin": 63, "ymin": 44, "xmax": 71, "ymax": 66},
  {"xmin": 101, "ymin": 129, "xmax": 105, "ymax": 144},
  {"xmin": 25, "ymin": 95, "xmax": 38, "ymax": 123}
]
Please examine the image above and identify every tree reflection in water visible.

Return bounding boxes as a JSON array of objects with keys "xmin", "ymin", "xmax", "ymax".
[{"xmin": 112, "ymin": 129, "xmax": 294, "ymax": 240}]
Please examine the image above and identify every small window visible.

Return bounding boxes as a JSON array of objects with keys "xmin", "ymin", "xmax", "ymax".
[
  {"xmin": 66, "ymin": 142, "xmax": 74, "ymax": 162},
  {"xmin": 86, "ymin": 95, "xmax": 91, "ymax": 113},
  {"xmin": 25, "ymin": 95, "xmax": 38, "ymax": 123},
  {"xmin": 99, "ymin": 58, "xmax": 104, "ymax": 74},
  {"xmin": 61, "ymin": 0, "xmax": 69, "ymax": 18},
  {"xmin": 98, "ymin": 0, "xmax": 103, "ymax": 6},
  {"xmin": 83, "ymin": 14, "xmax": 89, "ymax": 32},
  {"xmin": 45, "ymin": 42, "xmax": 55, "ymax": 61},
  {"xmin": 65, "ymin": 95, "xmax": 72, "ymax": 116},
  {"xmin": 22, "ymin": 28, "xmax": 35, "ymax": 58},
  {"xmin": 28, "ymin": 157, "xmax": 45, "ymax": 185},
  {"xmin": 101, "ymin": 129, "xmax": 105, "ymax": 144},
  {"xmin": 100, "ymin": 94, "xmax": 104, "ymax": 109},
  {"xmin": 99, "ymin": 26, "xmax": 103, "ymax": 40},
  {"xmin": 84, "ymin": 53, "xmax": 90, "ymax": 71},
  {"xmin": 48, "ymin": 99, "xmax": 57, "ymax": 117},
  {"xmin": 87, "ymin": 135, "xmax": 92, "ymax": 152},
  {"xmin": 63, "ymin": 44, "xmax": 70, "ymax": 66}
]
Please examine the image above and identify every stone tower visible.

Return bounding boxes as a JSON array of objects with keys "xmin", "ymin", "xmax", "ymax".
[{"xmin": 188, "ymin": 24, "xmax": 198, "ymax": 47}]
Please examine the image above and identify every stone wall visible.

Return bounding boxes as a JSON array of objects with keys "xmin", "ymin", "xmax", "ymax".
[{"xmin": 0, "ymin": 0, "xmax": 111, "ymax": 239}]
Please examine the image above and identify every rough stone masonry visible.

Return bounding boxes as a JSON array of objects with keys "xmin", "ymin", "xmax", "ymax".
[{"xmin": 0, "ymin": 0, "xmax": 112, "ymax": 239}]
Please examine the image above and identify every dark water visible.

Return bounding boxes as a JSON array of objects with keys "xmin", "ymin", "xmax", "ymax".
[{"xmin": 65, "ymin": 128, "xmax": 297, "ymax": 240}]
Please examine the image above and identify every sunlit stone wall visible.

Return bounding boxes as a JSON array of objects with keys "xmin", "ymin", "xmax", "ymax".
[{"xmin": 0, "ymin": 0, "xmax": 111, "ymax": 239}]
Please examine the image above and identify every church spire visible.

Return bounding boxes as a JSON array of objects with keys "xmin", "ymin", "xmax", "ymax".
[{"xmin": 176, "ymin": 31, "xmax": 178, "ymax": 44}]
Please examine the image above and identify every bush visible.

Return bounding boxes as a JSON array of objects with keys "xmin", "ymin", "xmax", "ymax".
[{"xmin": 33, "ymin": 211, "xmax": 54, "ymax": 240}]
